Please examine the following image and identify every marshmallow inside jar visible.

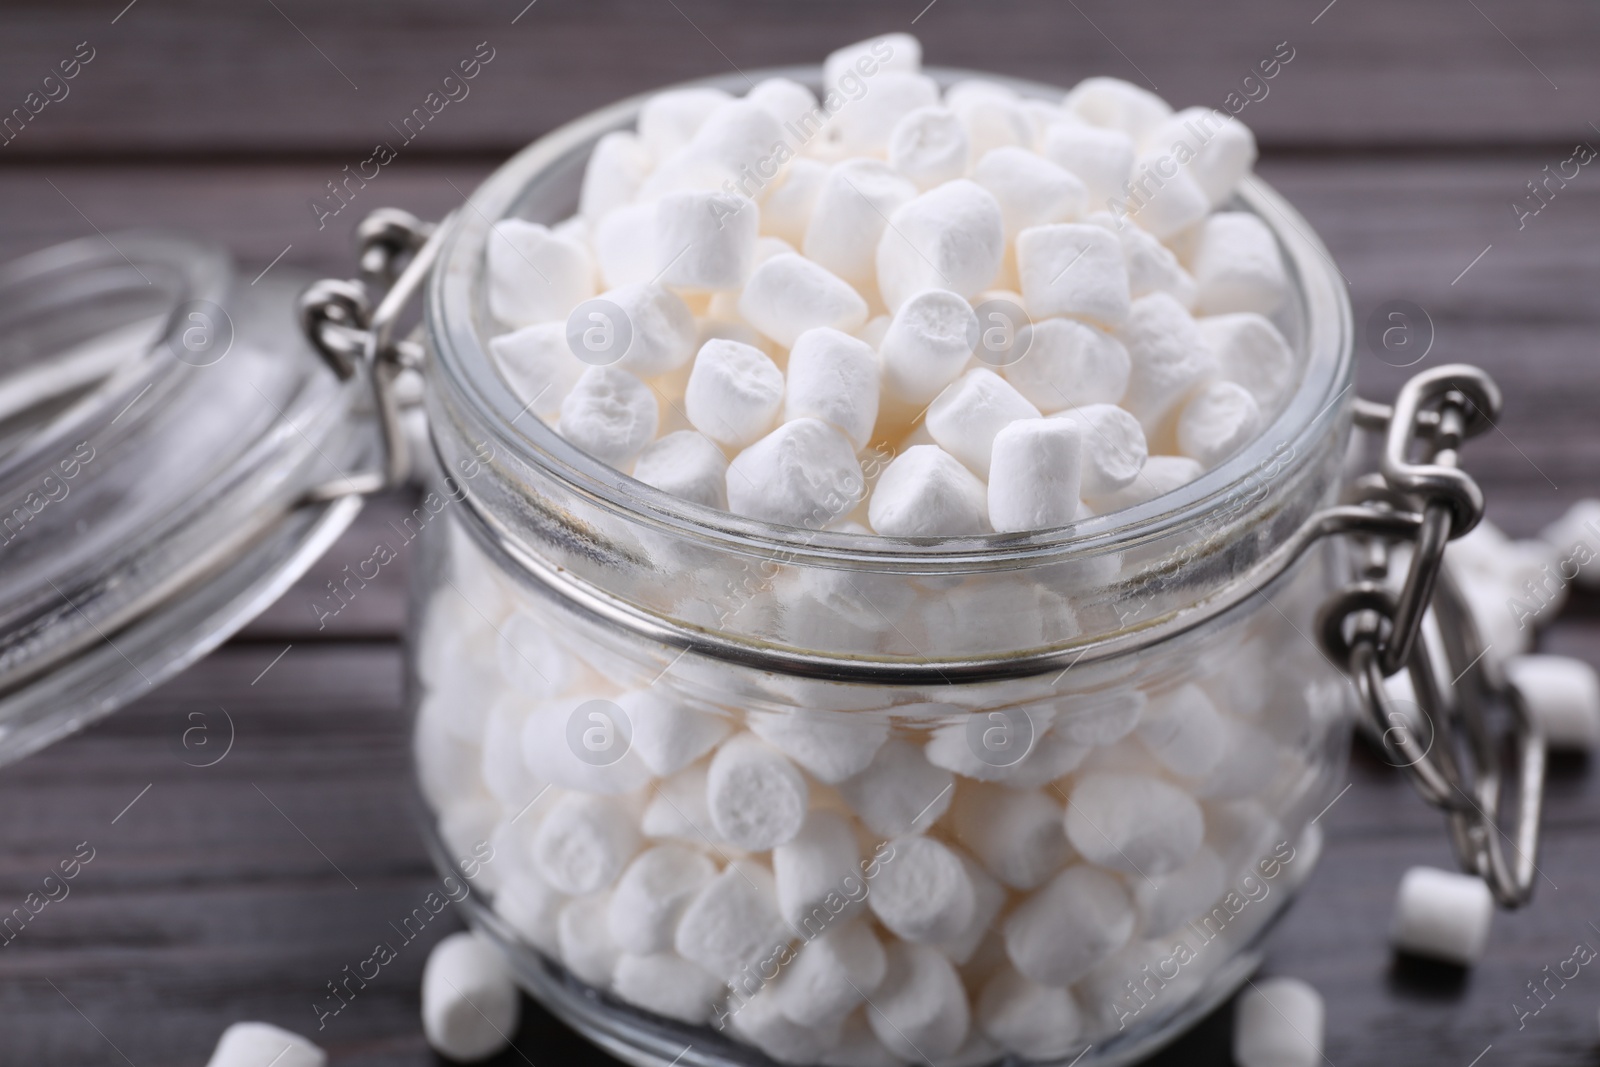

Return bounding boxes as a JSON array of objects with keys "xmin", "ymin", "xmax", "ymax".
[{"xmin": 411, "ymin": 34, "xmax": 1358, "ymax": 1067}]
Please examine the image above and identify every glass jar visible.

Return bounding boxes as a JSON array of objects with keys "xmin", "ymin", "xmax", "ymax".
[{"xmin": 406, "ymin": 67, "xmax": 1359, "ymax": 1067}]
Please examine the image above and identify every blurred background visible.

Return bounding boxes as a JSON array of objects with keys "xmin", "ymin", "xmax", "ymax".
[{"xmin": 1, "ymin": 2, "xmax": 1597, "ymax": 1064}]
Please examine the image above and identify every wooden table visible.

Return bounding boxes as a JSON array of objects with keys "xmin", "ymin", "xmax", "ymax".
[{"xmin": 3, "ymin": 2, "xmax": 1598, "ymax": 1063}]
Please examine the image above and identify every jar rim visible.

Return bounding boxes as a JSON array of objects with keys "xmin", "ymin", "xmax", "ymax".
[{"xmin": 427, "ymin": 65, "xmax": 1354, "ymax": 568}]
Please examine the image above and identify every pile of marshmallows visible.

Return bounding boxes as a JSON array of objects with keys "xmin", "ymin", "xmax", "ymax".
[{"xmin": 487, "ymin": 33, "xmax": 1296, "ymax": 535}]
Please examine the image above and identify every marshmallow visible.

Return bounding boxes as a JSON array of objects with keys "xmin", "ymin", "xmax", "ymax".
[
  {"xmin": 1204, "ymin": 798, "xmax": 1283, "ymax": 873},
  {"xmin": 888, "ymin": 106, "xmax": 970, "ymax": 190},
  {"xmin": 532, "ymin": 792, "xmax": 641, "ymax": 895},
  {"xmin": 655, "ymin": 190, "xmax": 758, "ymax": 292},
  {"xmin": 1177, "ymin": 380, "xmax": 1261, "ymax": 468},
  {"xmin": 1116, "ymin": 220, "xmax": 1199, "ymax": 307},
  {"xmin": 685, "ymin": 338, "xmax": 785, "ymax": 448},
  {"xmin": 581, "ymin": 130, "xmax": 654, "ymax": 223},
  {"xmin": 674, "ymin": 860, "xmax": 790, "ymax": 980},
  {"xmin": 1097, "ymin": 453, "xmax": 1204, "ymax": 511},
  {"xmin": 607, "ymin": 844, "xmax": 718, "ymax": 955},
  {"xmin": 762, "ymin": 157, "xmax": 830, "ymax": 246},
  {"xmin": 632, "ymin": 430, "xmax": 729, "ymax": 509},
  {"xmin": 868, "ymin": 834, "xmax": 977, "ymax": 943},
  {"xmin": 601, "ymin": 283, "xmax": 699, "ymax": 377},
  {"xmin": 684, "ymin": 99, "xmax": 788, "ymax": 177},
  {"xmin": 773, "ymin": 810, "xmax": 864, "ymax": 928},
  {"xmin": 619, "ymin": 688, "xmax": 730, "ymax": 777},
  {"xmin": 1065, "ymin": 773, "xmax": 1203, "ymax": 877},
  {"xmin": 494, "ymin": 869, "xmax": 566, "ymax": 957},
  {"xmin": 785, "ymin": 327, "xmax": 881, "ymax": 449},
  {"xmin": 1198, "ymin": 312, "xmax": 1296, "ymax": 411},
  {"xmin": 639, "ymin": 87, "xmax": 733, "ymax": 159},
  {"xmin": 496, "ymin": 611, "xmax": 571, "ymax": 700},
  {"xmin": 834, "ymin": 71, "xmax": 940, "ymax": 155},
  {"xmin": 821, "ymin": 1011, "xmax": 901, "ymax": 1067},
  {"xmin": 937, "ymin": 852, "xmax": 1008, "ymax": 964},
  {"xmin": 804, "ymin": 160, "xmax": 919, "ymax": 285},
  {"xmin": 205, "ymin": 1023, "xmax": 325, "ymax": 1067},
  {"xmin": 823, "ymin": 35, "xmax": 922, "ymax": 94},
  {"xmin": 1506, "ymin": 654, "xmax": 1600, "ymax": 750},
  {"xmin": 558, "ymin": 892, "xmax": 623, "ymax": 987},
  {"xmin": 740, "ymin": 253, "xmax": 870, "ymax": 347},
  {"xmin": 949, "ymin": 89, "xmax": 1036, "ymax": 161},
  {"xmin": 1003, "ymin": 317, "xmax": 1131, "ymax": 413},
  {"xmin": 707, "ymin": 733, "xmax": 810, "ymax": 850},
  {"xmin": 992, "ymin": 732, "xmax": 1090, "ymax": 788},
  {"xmin": 975, "ymin": 965, "xmax": 1084, "ymax": 1060},
  {"xmin": 1137, "ymin": 683, "xmax": 1228, "ymax": 779},
  {"xmin": 1191, "ymin": 212, "xmax": 1288, "ymax": 316},
  {"xmin": 490, "ymin": 322, "xmax": 585, "ymax": 421},
  {"xmin": 1004, "ymin": 865, "xmax": 1133, "ymax": 986},
  {"xmin": 520, "ymin": 693, "xmax": 652, "ymax": 795},
  {"xmin": 612, "ymin": 952, "xmax": 723, "ymax": 1025},
  {"xmin": 927, "ymin": 368, "xmax": 1042, "ymax": 477},
  {"xmin": 1050, "ymin": 690, "xmax": 1146, "ymax": 746},
  {"xmin": 725, "ymin": 418, "xmax": 864, "ymax": 529},
  {"xmin": 868, "ymin": 445, "xmax": 989, "ymax": 537},
  {"xmin": 729, "ymin": 983, "xmax": 842, "ymax": 1065},
  {"xmin": 972, "ymin": 148, "xmax": 1087, "ymax": 240},
  {"xmin": 988, "ymin": 417, "xmax": 1084, "ymax": 532},
  {"xmin": 774, "ymin": 919, "xmax": 887, "ymax": 1029},
  {"xmin": 951, "ymin": 783, "xmax": 1070, "ymax": 890},
  {"xmin": 1039, "ymin": 123, "xmax": 1136, "ymax": 207},
  {"xmin": 1118, "ymin": 292, "xmax": 1217, "ymax": 431},
  {"xmin": 1234, "ymin": 978, "xmax": 1325, "ymax": 1067},
  {"xmin": 641, "ymin": 762, "xmax": 722, "ymax": 846},
  {"xmin": 748, "ymin": 77, "xmax": 820, "ymax": 128},
  {"xmin": 480, "ymin": 699, "xmax": 543, "ymax": 812},
  {"xmin": 1052, "ymin": 403, "xmax": 1147, "ymax": 499},
  {"xmin": 1016, "ymin": 223, "xmax": 1131, "ymax": 327},
  {"xmin": 557, "ymin": 365, "xmax": 659, "ymax": 467},
  {"xmin": 1124, "ymin": 157, "xmax": 1211, "ymax": 240},
  {"xmin": 1144, "ymin": 106, "xmax": 1258, "ymax": 208},
  {"xmin": 750, "ymin": 708, "xmax": 889, "ymax": 784},
  {"xmin": 421, "ymin": 931, "xmax": 520, "ymax": 1062},
  {"xmin": 867, "ymin": 941, "xmax": 972, "ymax": 1061},
  {"xmin": 1064, "ymin": 77, "xmax": 1173, "ymax": 141},
  {"xmin": 1132, "ymin": 845, "xmax": 1226, "ymax": 937},
  {"xmin": 590, "ymin": 201, "xmax": 655, "ymax": 289},
  {"xmin": 1390, "ymin": 865, "xmax": 1494, "ymax": 966},
  {"xmin": 836, "ymin": 738, "xmax": 955, "ymax": 837},
  {"xmin": 877, "ymin": 180, "xmax": 1005, "ymax": 311},
  {"xmin": 487, "ymin": 220, "xmax": 596, "ymax": 329},
  {"xmin": 1540, "ymin": 498, "xmax": 1600, "ymax": 590},
  {"xmin": 879, "ymin": 288, "xmax": 981, "ymax": 405}
]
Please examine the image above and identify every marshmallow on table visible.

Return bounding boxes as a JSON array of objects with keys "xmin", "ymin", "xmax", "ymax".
[
  {"xmin": 762, "ymin": 157, "xmax": 830, "ymax": 247},
  {"xmin": 487, "ymin": 220, "xmax": 596, "ymax": 329},
  {"xmin": 834, "ymin": 71, "xmax": 940, "ymax": 155},
  {"xmin": 879, "ymin": 288, "xmax": 981, "ymax": 405},
  {"xmin": 1144, "ymin": 106, "xmax": 1258, "ymax": 208},
  {"xmin": 868, "ymin": 445, "xmax": 989, "ymax": 537},
  {"xmin": 655, "ymin": 190, "xmax": 758, "ymax": 291},
  {"xmin": 612, "ymin": 952, "xmax": 723, "ymax": 1025},
  {"xmin": 988, "ymin": 417, "xmax": 1084, "ymax": 532},
  {"xmin": 674, "ymin": 860, "xmax": 790, "ymax": 980},
  {"xmin": 1003, "ymin": 865, "xmax": 1133, "ymax": 986},
  {"xmin": 1038, "ymin": 122, "xmax": 1136, "ymax": 208},
  {"xmin": 607, "ymin": 844, "xmax": 718, "ymax": 955},
  {"xmin": 599, "ymin": 283, "xmax": 699, "ymax": 377},
  {"xmin": 1096, "ymin": 453, "xmax": 1204, "ymax": 511},
  {"xmin": 927, "ymin": 368, "xmax": 1042, "ymax": 477},
  {"xmin": 1064, "ymin": 77, "xmax": 1173, "ymax": 141},
  {"xmin": 638, "ymin": 87, "xmax": 733, "ymax": 159},
  {"xmin": 494, "ymin": 868, "xmax": 566, "ymax": 957},
  {"xmin": 836, "ymin": 738, "xmax": 955, "ymax": 837},
  {"xmin": 1133, "ymin": 845, "xmax": 1226, "ymax": 937},
  {"xmin": 876, "ymin": 179, "xmax": 1006, "ymax": 311},
  {"xmin": 580, "ymin": 130, "xmax": 654, "ymax": 224},
  {"xmin": 748, "ymin": 707, "xmax": 890, "ymax": 784},
  {"xmin": 1178, "ymin": 380, "xmax": 1261, "ymax": 468},
  {"xmin": 684, "ymin": 338, "xmax": 784, "ymax": 448},
  {"xmin": 1137, "ymin": 683, "xmax": 1228, "ymax": 779},
  {"xmin": 725, "ymin": 418, "xmax": 864, "ymax": 529},
  {"xmin": 421, "ymin": 931, "xmax": 520, "ymax": 1063},
  {"xmin": 1198, "ymin": 311, "xmax": 1296, "ymax": 411},
  {"xmin": 531, "ymin": 792, "xmax": 641, "ymax": 895},
  {"xmin": 1191, "ymin": 211, "xmax": 1289, "ymax": 316},
  {"xmin": 804, "ymin": 160, "xmax": 919, "ymax": 286},
  {"xmin": 774, "ymin": 919, "xmax": 887, "ymax": 1029},
  {"xmin": 593, "ymin": 203, "xmax": 659, "ymax": 289},
  {"xmin": 1505, "ymin": 654, "xmax": 1600, "ymax": 751},
  {"xmin": 976, "ymin": 965, "xmax": 1084, "ymax": 1060},
  {"xmin": 706, "ymin": 733, "xmax": 810, "ymax": 850},
  {"xmin": 558, "ymin": 892, "xmax": 623, "ymax": 987},
  {"xmin": 785, "ymin": 327, "xmax": 881, "ymax": 450},
  {"xmin": 773, "ymin": 810, "xmax": 863, "ymax": 928},
  {"xmin": 867, "ymin": 941, "xmax": 973, "ymax": 1061},
  {"xmin": 1003, "ymin": 317, "xmax": 1132, "ymax": 413},
  {"xmin": 1390, "ymin": 865, "xmax": 1493, "ymax": 966},
  {"xmin": 1016, "ymin": 223, "xmax": 1131, "ymax": 327},
  {"xmin": 739, "ymin": 253, "xmax": 870, "ymax": 347},
  {"xmin": 1064, "ymin": 772, "xmax": 1204, "ymax": 877},
  {"xmin": 1234, "ymin": 977, "xmax": 1325, "ymax": 1067},
  {"xmin": 1052, "ymin": 403, "xmax": 1147, "ymax": 499},
  {"xmin": 1118, "ymin": 291, "xmax": 1218, "ymax": 432},
  {"xmin": 205, "ymin": 1022, "xmax": 325, "ymax": 1067},
  {"xmin": 971, "ymin": 147, "xmax": 1087, "ymax": 239},
  {"xmin": 951, "ymin": 782, "xmax": 1070, "ymax": 890},
  {"xmin": 888, "ymin": 106, "xmax": 970, "ymax": 190},
  {"xmin": 868, "ymin": 834, "xmax": 977, "ymax": 943},
  {"xmin": 631, "ymin": 430, "xmax": 730, "ymax": 509},
  {"xmin": 490, "ymin": 322, "xmax": 586, "ymax": 421}
]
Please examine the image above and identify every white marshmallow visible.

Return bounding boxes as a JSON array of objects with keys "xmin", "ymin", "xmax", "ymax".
[
  {"xmin": 836, "ymin": 738, "xmax": 954, "ymax": 837},
  {"xmin": 868, "ymin": 834, "xmax": 977, "ymax": 943},
  {"xmin": 674, "ymin": 860, "xmax": 790, "ymax": 980},
  {"xmin": 558, "ymin": 892, "xmax": 622, "ymax": 987},
  {"xmin": 581, "ymin": 130, "xmax": 654, "ymax": 223},
  {"xmin": 1118, "ymin": 292, "xmax": 1218, "ymax": 431},
  {"xmin": 487, "ymin": 220, "xmax": 596, "ymax": 329},
  {"xmin": 1003, "ymin": 865, "xmax": 1133, "ymax": 987},
  {"xmin": 877, "ymin": 180, "xmax": 1005, "ymax": 311},
  {"xmin": 532, "ymin": 792, "xmax": 641, "ymax": 895},
  {"xmin": 1116, "ymin": 220, "xmax": 1199, "ymax": 307},
  {"xmin": 655, "ymin": 190, "xmax": 758, "ymax": 291},
  {"xmin": 641, "ymin": 762, "xmax": 722, "ymax": 845},
  {"xmin": 988, "ymin": 417, "xmax": 1083, "ymax": 532},
  {"xmin": 632, "ymin": 430, "xmax": 729, "ymax": 509},
  {"xmin": 867, "ymin": 941, "xmax": 972, "ymax": 1061},
  {"xmin": 421, "ymin": 931, "xmax": 520, "ymax": 1062},
  {"xmin": 593, "ymin": 203, "xmax": 659, "ymax": 289},
  {"xmin": 774, "ymin": 919, "xmax": 887, "ymax": 1029},
  {"xmin": 1050, "ymin": 690, "xmax": 1146, "ymax": 746},
  {"xmin": 1039, "ymin": 123, "xmax": 1136, "ymax": 207},
  {"xmin": 1003, "ymin": 317, "xmax": 1131, "ymax": 413},
  {"xmin": 785, "ymin": 327, "xmax": 881, "ymax": 449},
  {"xmin": 1133, "ymin": 845, "xmax": 1226, "ymax": 937},
  {"xmin": 937, "ymin": 852, "xmax": 1008, "ymax": 965},
  {"xmin": 823, "ymin": 35, "xmax": 922, "ymax": 94},
  {"xmin": 879, "ymin": 288, "xmax": 980, "ymax": 405},
  {"xmin": 994, "ymin": 732, "xmax": 1090, "ymax": 788},
  {"xmin": 1390, "ymin": 865, "xmax": 1494, "ymax": 966},
  {"xmin": 1137, "ymin": 683, "xmax": 1228, "ymax": 779},
  {"xmin": 925, "ymin": 722, "xmax": 1087, "ymax": 787},
  {"xmin": 1234, "ymin": 977, "xmax": 1325, "ymax": 1067},
  {"xmin": 205, "ymin": 1023, "xmax": 325, "ymax": 1067},
  {"xmin": 729, "ymin": 983, "xmax": 842, "ymax": 1065},
  {"xmin": 1052, "ymin": 403, "xmax": 1147, "ymax": 499},
  {"xmin": 684, "ymin": 100, "xmax": 788, "ymax": 178},
  {"xmin": 520, "ymin": 695, "xmax": 652, "ymax": 795},
  {"xmin": 685, "ymin": 338, "xmax": 785, "ymax": 448},
  {"xmin": 804, "ymin": 160, "xmax": 919, "ymax": 285},
  {"xmin": 888, "ymin": 106, "xmax": 969, "ymax": 190},
  {"xmin": 762, "ymin": 157, "xmax": 830, "ymax": 246},
  {"xmin": 868, "ymin": 445, "xmax": 989, "ymax": 537},
  {"xmin": 707, "ymin": 733, "xmax": 810, "ymax": 850},
  {"xmin": 558, "ymin": 365, "xmax": 659, "ymax": 467},
  {"xmin": 748, "ymin": 77, "xmax": 820, "ymax": 128},
  {"xmin": 1015, "ymin": 223, "xmax": 1130, "ymax": 327},
  {"xmin": 480, "ymin": 700, "xmax": 544, "ymax": 812},
  {"xmin": 607, "ymin": 844, "xmax": 717, "ymax": 956},
  {"xmin": 822, "ymin": 1009, "xmax": 903, "ymax": 1067},
  {"xmin": 639, "ymin": 87, "xmax": 733, "ymax": 159},
  {"xmin": 750, "ymin": 708, "xmax": 889, "ymax": 784},
  {"xmin": 1198, "ymin": 312, "xmax": 1297, "ymax": 411},
  {"xmin": 494, "ymin": 869, "xmax": 566, "ymax": 957},
  {"xmin": 612, "ymin": 952, "xmax": 723, "ymax": 1025},
  {"xmin": 601, "ymin": 283, "xmax": 698, "ymax": 376},
  {"xmin": 1177, "ymin": 380, "xmax": 1262, "ymax": 468},
  {"xmin": 1506, "ymin": 654, "xmax": 1600, "ymax": 750},
  {"xmin": 1143, "ymin": 106, "xmax": 1258, "ymax": 208},
  {"xmin": 976, "ymin": 965, "xmax": 1084, "ymax": 1060},
  {"xmin": 1097, "ymin": 453, "xmax": 1204, "ymax": 511},
  {"xmin": 972, "ymin": 147, "xmax": 1087, "ymax": 240},
  {"xmin": 740, "ymin": 253, "xmax": 870, "ymax": 347},
  {"xmin": 834, "ymin": 71, "xmax": 940, "ymax": 154},
  {"xmin": 619, "ymin": 688, "xmax": 730, "ymax": 777},
  {"xmin": 927, "ymin": 368, "xmax": 1041, "ymax": 477},
  {"xmin": 951, "ymin": 783, "xmax": 1070, "ymax": 890},
  {"xmin": 1191, "ymin": 212, "xmax": 1289, "ymax": 316},
  {"xmin": 496, "ymin": 611, "xmax": 571, "ymax": 700},
  {"xmin": 948, "ymin": 90, "xmax": 1036, "ymax": 161},
  {"xmin": 1065, "ymin": 773, "xmax": 1203, "ymax": 877},
  {"xmin": 1064, "ymin": 77, "xmax": 1173, "ymax": 140},
  {"xmin": 773, "ymin": 809, "xmax": 864, "ymax": 929},
  {"xmin": 725, "ymin": 418, "xmax": 864, "ymax": 529},
  {"xmin": 490, "ymin": 321, "xmax": 585, "ymax": 421},
  {"xmin": 1123, "ymin": 157, "xmax": 1211, "ymax": 239}
]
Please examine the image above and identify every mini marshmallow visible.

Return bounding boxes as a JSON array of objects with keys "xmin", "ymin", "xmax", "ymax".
[
  {"xmin": 684, "ymin": 99, "xmax": 788, "ymax": 178},
  {"xmin": 868, "ymin": 941, "xmax": 972, "ymax": 1061},
  {"xmin": 1039, "ymin": 123, "xmax": 1136, "ymax": 207},
  {"xmin": 490, "ymin": 321, "xmax": 585, "ymax": 421},
  {"xmin": 951, "ymin": 783, "xmax": 1070, "ymax": 890},
  {"xmin": 205, "ymin": 1023, "xmax": 325, "ymax": 1067},
  {"xmin": 685, "ymin": 338, "xmax": 785, "ymax": 448},
  {"xmin": 972, "ymin": 147, "xmax": 1088, "ymax": 240},
  {"xmin": 1144, "ymin": 106, "xmax": 1258, "ymax": 208},
  {"xmin": 748, "ymin": 77, "xmax": 820, "ymax": 128},
  {"xmin": 639, "ymin": 87, "xmax": 733, "ymax": 158},
  {"xmin": 879, "ymin": 288, "xmax": 980, "ymax": 405},
  {"xmin": 1003, "ymin": 318, "xmax": 1131, "ymax": 413},
  {"xmin": 785, "ymin": 327, "xmax": 881, "ymax": 449},
  {"xmin": 421, "ymin": 931, "xmax": 520, "ymax": 1062},
  {"xmin": 824, "ymin": 34, "xmax": 922, "ymax": 94},
  {"xmin": 774, "ymin": 919, "xmax": 888, "ymax": 1029},
  {"xmin": 1133, "ymin": 845, "xmax": 1226, "ymax": 937},
  {"xmin": 612, "ymin": 952, "xmax": 723, "ymax": 1025},
  {"xmin": 618, "ymin": 689, "xmax": 730, "ymax": 777},
  {"xmin": 558, "ymin": 892, "xmax": 623, "ymax": 987},
  {"xmin": 1097, "ymin": 453, "xmax": 1204, "ymax": 511},
  {"xmin": 993, "ymin": 732, "xmax": 1090, "ymax": 789},
  {"xmin": 1051, "ymin": 403, "xmax": 1147, "ymax": 499},
  {"xmin": 749, "ymin": 708, "xmax": 889, "ymax": 784},
  {"xmin": 1506, "ymin": 655, "xmax": 1600, "ymax": 750},
  {"xmin": 877, "ymin": 180, "xmax": 1006, "ymax": 311},
  {"xmin": 1064, "ymin": 77, "xmax": 1173, "ymax": 141},
  {"xmin": 822, "ymin": 1010, "xmax": 903, "ymax": 1067},
  {"xmin": 480, "ymin": 700, "xmax": 543, "ymax": 812},
  {"xmin": 1390, "ymin": 865, "xmax": 1494, "ymax": 966},
  {"xmin": 558, "ymin": 365, "xmax": 659, "ymax": 467},
  {"xmin": 494, "ymin": 869, "xmax": 566, "ymax": 957},
  {"xmin": 593, "ymin": 203, "xmax": 659, "ymax": 289},
  {"xmin": 729, "ymin": 983, "xmax": 843, "ymax": 1065},
  {"xmin": 1016, "ymin": 223, "xmax": 1131, "ymax": 327},
  {"xmin": 1065, "ymin": 772, "xmax": 1204, "ymax": 877},
  {"xmin": 1198, "ymin": 312, "xmax": 1296, "ymax": 411},
  {"xmin": 581, "ymin": 130, "xmax": 654, "ymax": 223},
  {"xmin": 725, "ymin": 418, "xmax": 864, "ymax": 529},
  {"xmin": 868, "ymin": 445, "xmax": 989, "ymax": 537},
  {"xmin": 1003, "ymin": 865, "xmax": 1133, "ymax": 986},
  {"xmin": 836, "ymin": 738, "xmax": 955, "ymax": 837},
  {"xmin": 607, "ymin": 845, "xmax": 718, "ymax": 955},
  {"xmin": 642, "ymin": 762, "xmax": 722, "ymax": 845},
  {"xmin": 1118, "ymin": 292, "xmax": 1218, "ymax": 431},
  {"xmin": 888, "ymin": 106, "xmax": 969, "ymax": 189},
  {"xmin": 1191, "ymin": 212, "xmax": 1289, "ymax": 316},
  {"xmin": 632, "ymin": 430, "xmax": 729, "ymax": 509},
  {"xmin": 487, "ymin": 220, "xmax": 596, "ymax": 329},
  {"xmin": 520, "ymin": 695, "xmax": 652, "ymax": 795},
  {"xmin": 1178, "ymin": 380, "xmax": 1261, "ymax": 468},
  {"xmin": 927, "ymin": 368, "xmax": 1042, "ymax": 477},
  {"xmin": 1117, "ymin": 221, "xmax": 1199, "ymax": 307},
  {"xmin": 674, "ymin": 860, "xmax": 790, "ymax": 980},
  {"xmin": 869, "ymin": 834, "xmax": 977, "ymax": 943},
  {"xmin": 1123, "ymin": 157, "xmax": 1211, "ymax": 240},
  {"xmin": 655, "ymin": 190, "xmax": 758, "ymax": 291},
  {"xmin": 834, "ymin": 71, "xmax": 940, "ymax": 155},
  {"xmin": 976, "ymin": 965, "xmax": 1084, "ymax": 1060},
  {"xmin": 763, "ymin": 157, "xmax": 830, "ymax": 246},
  {"xmin": 773, "ymin": 809, "xmax": 864, "ymax": 928},
  {"xmin": 1234, "ymin": 978, "xmax": 1325, "ymax": 1067},
  {"xmin": 1050, "ymin": 690, "xmax": 1146, "ymax": 746},
  {"xmin": 496, "ymin": 611, "xmax": 572, "ymax": 700},
  {"xmin": 804, "ymin": 160, "xmax": 919, "ymax": 285},
  {"xmin": 937, "ymin": 853, "xmax": 1008, "ymax": 965},
  {"xmin": 1137, "ymin": 683, "xmax": 1228, "ymax": 779},
  {"xmin": 602, "ymin": 283, "xmax": 698, "ymax": 376},
  {"xmin": 988, "ymin": 417, "xmax": 1084, "ymax": 532},
  {"xmin": 707, "ymin": 733, "xmax": 810, "ymax": 850},
  {"xmin": 532, "ymin": 792, "xmax": 641, "ymax": 895},
  {"xmin": 948, "ymin": 89, "xmax": 1036, "ymax": 161},
  {"xmin": 740, "ymin": 253, "xmax": 870, "ymax": 347}
]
